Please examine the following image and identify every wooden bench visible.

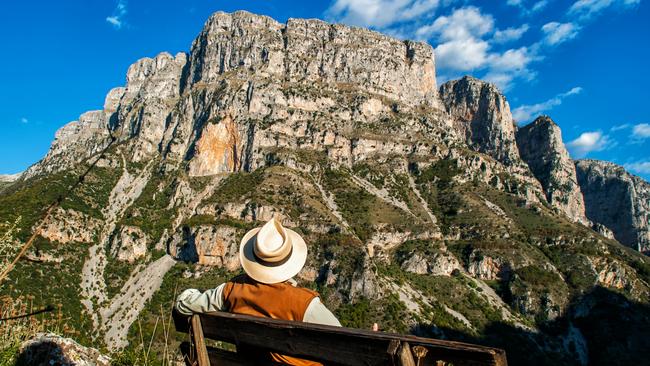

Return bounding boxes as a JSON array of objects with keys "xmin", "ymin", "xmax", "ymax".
[{"xmin": 173, "ymin": 310, "xmax": 507, "ymax": 366}]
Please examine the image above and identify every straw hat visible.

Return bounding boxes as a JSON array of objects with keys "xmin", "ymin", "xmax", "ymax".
[{"xmin": 239, "ymin": 216, "xmax": 307, "ymax": 284}]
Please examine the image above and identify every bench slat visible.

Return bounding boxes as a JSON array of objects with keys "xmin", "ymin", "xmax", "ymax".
[
  {"xmin": 191, "ymin": 315, "xmax": 210, "ymax": 366},
  {"xmin": 174, "ymin": 310, "xmax": 507, "ymax": 366}
]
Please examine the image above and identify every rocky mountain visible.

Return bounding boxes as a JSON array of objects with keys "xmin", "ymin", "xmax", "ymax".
[
  {"xmin": 516, "ymin": 116, "xmax": 588, "ymax": 224},
  {"xmin": 575, "ymin": 160, "xmax": 650, "ymax": 253},
  {"xmin": 0, "ymin": 173, "xmax": 21, "ymax": 182},
  {"xmin": 1, "ymin": 10, "xmax": 649, "ymax": 366},
  {"xmin": 439, "ymin": 76, "xmax": 520, "ymax": 166},
  {"xmin": 0, "ymin": 173, "xmax": 20, "ymax": 193}
]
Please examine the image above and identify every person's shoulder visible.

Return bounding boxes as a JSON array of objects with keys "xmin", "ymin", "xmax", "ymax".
[
  {"xmin": 227, "ymin": 273, "xmax": 250, "ymax": 284},
  {"xmin": 294, "ymin": 285, "xmax": 319, "ymax": 298}
]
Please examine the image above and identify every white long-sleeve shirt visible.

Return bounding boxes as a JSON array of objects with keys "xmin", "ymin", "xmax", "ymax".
[{"xmin": 175, "ymin": 279, "xmax": 341, "ymax": 327}]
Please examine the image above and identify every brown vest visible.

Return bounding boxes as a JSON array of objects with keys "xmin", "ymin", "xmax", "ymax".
[{"xmin": 223, "ymin": 275, "xmax": 322, "ymax": 366}]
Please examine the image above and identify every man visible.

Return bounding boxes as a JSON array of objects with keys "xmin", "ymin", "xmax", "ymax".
[{"xmin": 176, "ymin": 216, "xmax": 341, "ymax": 365}]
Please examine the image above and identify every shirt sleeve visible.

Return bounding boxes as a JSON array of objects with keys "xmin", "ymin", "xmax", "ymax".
[
  {"xmin": 302, "ymin": 297, "xmax": 342, "ymax": 327},
  {"xmin": 175, "ymin": 283, "xmax": 227, "ymax": 316}
]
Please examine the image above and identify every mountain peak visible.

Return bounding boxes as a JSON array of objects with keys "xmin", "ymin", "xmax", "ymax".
[
  {"xmin": 188, "ymin": 10, "xmax": 438, "ymax": 105},
  {"xmin": 0, "ymin": 173, "xmax": 21, "ymax": 182},
  {"xmin": 516, "ymin": 115, "xmax": 588, "ymax": 224},
  {"xmin": 529, "ymin": 114, "xmax": 557, "ymax": 127},
  {"xmin": 575, "ymin": 159, "xmax": 650, "ymax": 252},
  {"xmin": 439, "ymin": 76, "xmax": 520, "ymax": 165}
]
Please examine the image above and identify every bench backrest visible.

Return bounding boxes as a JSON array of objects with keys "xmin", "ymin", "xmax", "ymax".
[
  {"xmin": 174, "ymin": 312, "xmax": 507, "ymax": 366},
  {"xmin": 173, "ymin": 310, "xmax": 507, "ymax": 366}
]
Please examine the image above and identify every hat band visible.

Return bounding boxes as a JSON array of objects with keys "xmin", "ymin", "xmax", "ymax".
[{"xmin": 253, "ymin": 246, "xmax": 293, "ymax": 267}]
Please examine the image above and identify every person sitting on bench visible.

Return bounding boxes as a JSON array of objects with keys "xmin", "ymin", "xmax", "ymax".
[{"xmin": 176, "ymin": 216, "xmax": 341, "ymax": 365}]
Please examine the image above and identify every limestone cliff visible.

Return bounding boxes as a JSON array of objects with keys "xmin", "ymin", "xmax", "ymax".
[
  {"xmin": 516, "ymin": 116, "xmax": 588, "ymax": 224},
  {"xmin": 0, "ymin": 173, "xmax": 21, "ymax": 182},
  {"xmin": 439, "ymin": 76, "xmax": 520, "ymax": 166},
  {"xmin": 23, "ymin": 109, "xmax": 114, "ymax": 179},
  {"xmin": 188, "ymin": 12, "xmax": 438, "ymax": 104},
  {"xmin": 575, "ymin": 159, "xmax": 650, "ymax": 253}
]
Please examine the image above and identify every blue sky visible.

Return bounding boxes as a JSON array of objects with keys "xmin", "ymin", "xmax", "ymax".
[{"xmin": 1, "ymin": 0, "xmax": 648, "ymax": 180}]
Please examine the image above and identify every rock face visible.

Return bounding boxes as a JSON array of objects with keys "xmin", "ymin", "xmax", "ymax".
[
  {"xmin": 39, "ymin": 208, "xmax": 100, "ymax": 244},
  {"xmin": 439, "ymin": 76, "xmax": 520, "ymax": 165},
  {"xmin": 27, "ymin": 11, "xmax": 443, "ymax": 183},
  {"xmin": 516, "ymin": 116, "xmax": 588, "ymax": 224},
  {"xmin": 188, "ymin": 115, "xmax": 243, "ymax": 176},
  {"xmin": 115, "ymin": 52, "xmax": 187, "ymax": 162},
  {"xmin": 188, "ymin": 12, "xmax": 438, "ymax": 104},
  {"xmin": 111, "ymin": 226, "xmax": 148, "ymax": 263},
  {"xmin": 23, "ymin": 110, "xmax": 113, "ymax": 179},
  {"xmin": 17, "ymin": 333, "xmax": 111, "ymax": 366},
  {"xmin": 467, "ymin": 252, "xmax": 511, "ymax": 280},
  {"xmin": 176, "ymin": 225, "xmax": 240, "ymax": 269},
  {"xmin": 575, "ymin": 160, "xmax": 650, "ymax": 252},
  {"xmin": 402, "ymin": 251, "xmax": 460, "ymax": 276},
  {"xmin": 0, "ymin": 173, "xmax": 21, "ymax": 182}
]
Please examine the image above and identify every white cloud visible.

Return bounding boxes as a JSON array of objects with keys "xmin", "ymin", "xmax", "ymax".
[
  {"xmin": 632, "ymin": 123, "xmax": 650, "ymax": 139},
  {"xmin": 562, "ymin": 86, "xmax": 584, "ymax": 97},
  {"xmin": 482, "ymin": 72, "xmax": 517, "ymax": 91},
  {"xmin": 416, "ymin": 7, "xmax": 495, "ymax": 71},
  {"xmin": 542, "ymin": 22, "xmax": 581, "ymax": 45},
  {"xmin": 326, "ymin": 0, "xmax": 440, "ymax": 28},
  {"xmin": 20, "ymin": 117, "xmax": 28, "ymax": 124},
  {"xmin": 493, "ymin": 24, "xmax": 529, "ymax": 43},
  {"xmin": 106, "ymin": 17, "xmax": 121, "ymax": 28},
  {"xmin": 416, "ymin": 6, "xmax": 537, "ymax": 90},
  {"xmin": 433, "ymin": 38, "xmax": 490, "ymax": 70},
  {"xmin": 569, "ymin": 0, "xmax": 641, "ymax": 20},
  {"xmin": 416, "ymin": 6, "xmax": 493, "ymax": 41},
  {"xmin": 507, "ymin": 0, "xmax": 549, "ymax": 15},
  {"xmin": 531, "ymin": 0, "xmax": 549, "ymax": 12},
  {"xmin": 488, "ymin": 47, "xmax": 532, "ymax": 71},
  {"xmin": 512, "ymin": 86, "xmax": 583, "ymax": 122},
  {"xmin": 610, "ymin": 123, "xmax": 630, "ymax": 131},
  {"xmin": 106, "ymin": 0, "xmax": 127, "ymax": 29},
  {"xmin": 485, "ymin": 47, "xmax": 537, "ymax": 90},
  {"xmin": 624, "ymin": 161, "xmax": 650, "ymax": 175},
  {"xmin": 567, "ymin": 131, "xmax": 615, "ymax": 157}
]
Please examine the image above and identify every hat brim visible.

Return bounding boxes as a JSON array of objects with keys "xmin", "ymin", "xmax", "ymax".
[{"xmin": 239, "ymin": 227, "xmax": 307, "ymax": 284}]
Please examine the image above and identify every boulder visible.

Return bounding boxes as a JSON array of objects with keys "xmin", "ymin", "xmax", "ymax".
[{"xmin": 17, "ymin": 333, "xmax": 110, "ymax": 366}]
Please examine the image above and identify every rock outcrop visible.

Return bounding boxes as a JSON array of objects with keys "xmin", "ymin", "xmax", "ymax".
[
  {"xmin": 0, "ymin": 173, "xmax": 21, "ymax": 182},
  {"xmin": 188, "ymin": 115, "xmax": 243, "ymax": 176},
  {"xmin": 467, "ymin": 252, "xmax": 511, "ymax": 281},
  {"xmin": 402, "ymin": 251, "xmax": 460, "ymax": 276},
  {"xmin": 575, "ymin": 160, "xmax": 650, "ymax": 252},
  {"xmin": 516, "ymin": 116, "xmax": 588, "ymax": 224},
  {"xmin": 23, "ymin": 110, "xmax": 113, "ymax": 179},
  {"xmin": 114, "ymin": 52, "xmax": 187, "ymax": 162},
  {"xmin": 111, "ymin": 226, "xmax": 148, "ymax": 263},
  {"xmin": 176, "ymin": 225, "xmax": 240, "ymax": 269},
  {"xmin": 39, "ymin": 208, "xmax": 100, "ymax": 244},
  {"xmin": 439, "ymin": 76, "xmax": 520, "ymax": 165},
  {"xmin": 17, "ymin": 333, "xmax": 110, "ymax": 366}
]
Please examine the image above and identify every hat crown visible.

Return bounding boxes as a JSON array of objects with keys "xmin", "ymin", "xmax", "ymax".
[{"xmin": 254, "ymin": 217, "xmax": 292, "ymax": 263}]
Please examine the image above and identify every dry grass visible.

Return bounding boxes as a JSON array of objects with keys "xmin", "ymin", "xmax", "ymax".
[
  {"xmin": 0, "ymin": 295, "xmax": 65, "ymax": 365},
  {"xmin": 111, "ymin": 302, "xmax": 182, "ymax": 366},
  {"xmin": 0, "ymin": 217, "xmax": 22, "ymax": 286}
]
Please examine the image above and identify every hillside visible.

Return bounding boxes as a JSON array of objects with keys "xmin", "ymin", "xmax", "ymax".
[{"xmin": 1, "ymin": 11, "xmax": 649, "ymax": 365}]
